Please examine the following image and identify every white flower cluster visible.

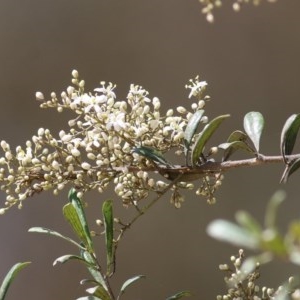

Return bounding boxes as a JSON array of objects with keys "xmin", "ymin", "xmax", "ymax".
[
  {"xmin": 0, "ymin": 71, "xmax": 209, "ymax": 213},
  {"xmin": 199, "ymin": 0, "xmax": 277, "ymax": 22}
]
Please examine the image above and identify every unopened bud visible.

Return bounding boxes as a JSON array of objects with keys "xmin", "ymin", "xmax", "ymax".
[
  {"xmin": 72, "ymin": 69, "xmax": 79, "ymax": 78},
  {"xmin": 35, "ymin": 91, "xmax": 44, "ymax": 101}
]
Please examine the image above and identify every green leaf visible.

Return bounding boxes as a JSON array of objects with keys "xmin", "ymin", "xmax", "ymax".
[
  {"xmin": 243, "ymin": 111, "xmax": 264, "ymax": 153},
  {"xmin": 227, "ymin": 130, "xmax": 248, "ymax": 143},
  {"xmin": 64, "ymin": 188, "xmax": 93, "ymax": 251},
  {"xmin": 219, "ymin": 130, "xmax": 255, "ymax": 161},
  {"xmin": 280, "ymin": 157, "xmax": 300, "ymax": 183},
  {"xmin": 165, "ymin": 291, "xmax": 192, "ymax": 300},
  {"xmin": 191, "ymin": 114, "xmax": 230, "ymax": 166},
  {"xmin": 0, "ymin": 262, "xmax": 31, "ymax": 300},
  {"xmin": 207, "ymin": 220, "xmax": 259, "ymax": 250},
  {"xmin": 77, "ymin": 296, "xmax": 102, "ymax": 300},
  {"xmin": 183, "ymin": 109, "xmax": 205, "ymax": 164},
  {"xmin": 53, "ymin": 254, "xmax": 87, "ymax": 266},
  {"xmin": 28, "ymin": 227, "xmax": 84, "ymax": 250},
  {"xmin": 81, "ymin": 250, "xmax": 108, "ymax": 293},
  {"xmin": 63, "ymin": 203, "xmax": 93, "ymax": 251},
  {"xmin": 235, "ymin": 211, "xmax": 262, "ymax": 236},
  {"xmin": 261, "ymin": 229, "xmax": 287, "ymax": 257},
  {"xmin": 264, "ymin": 190, "xmax": 286, "ymax": 229},
  {"xmin": 280, "ymin": 114, "xmax": 300, "ymax": 163},
  {"xmin": 289, "ymin": 251, "xmax": 300, "ymax": 265},
  {"xmin": 133, "ymin": 146, "xmax": 172, "ymax": 167},
  {"xmin": 287, "ymin": 221, "xmax": 300, "ymax": 264},
  {"xmin": 118, "ymin": 275, "xmax": 145, "ymax": 299},
  {"xmin": 219, "ymin": 141, "xmax": 255, "ymax": 161},
  {"xmin": 86, "ymin": 286, "xmax": 112, "ymax": 300},
  {"xmin": 80, "ymin": 279, "xmax": 100, "ymax": 286},
  {"xmin": 102, "ymin": 200, "xmax": 114, "ymax": 275},
  {"xmin": 238, "ymin": 253, "xmax": 273, "ymax": 282},
  {"xmin": 260, "ymin": 191, "xmax": 287, "ymax": 257}
]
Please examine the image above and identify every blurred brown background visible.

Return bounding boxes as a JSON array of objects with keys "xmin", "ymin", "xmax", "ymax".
[{"xmin": 0, "ymin": 0, "xmax": 300, "ymax": 299}]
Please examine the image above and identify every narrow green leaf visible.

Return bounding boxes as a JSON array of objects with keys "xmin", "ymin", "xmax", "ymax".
[
  {"xmin": 81, "ymin": 250, "xmax": 108, "ymax": 292},
  {"xmin": 207, "ymin": 220, "xmax": 259, "ymax": 250},
  {"xmin": 133, "ymin": 146, "xmax": 172, "ymax": 167},
  {"xmin": 80, "ymin": 279, "xmax": 100, "ymax": 286},
  {"xmin": 0, "ymin": 262, "xmax": 31, "ymax": 300},
  {"xmin": 102, "ymin": 200, "xmax": 114, "ymax": 275},
  {"xmin": 264, "ymin": 190, "xmax": 286, "ymax": 229},
  {"xmin": 191, "ymin": 114, "xmax": 230, "ymax": 166},
  {"xmin": 235, "ymin": 211, "xmax": 262, "ymax": 236},
  {"xmin": 65, "ymin": 188, "xmax": 93, "ymax": 250},
  {"xmin": 166, "ymin": 291, "xmax": 192, "ymax": 300},
  {"xmin": 118, "ymin": 275, "xmax": 145, "ymax": 299},
  {"xmin": 28, "ymin": 227, "xmax": 84, "ymax": 250},
  {"xmin": 63, "ymin": 203, "xmax": 93, "ymax": 251},
  {"xmin": 53, "ymin": 254, "xmax": 87, "ymax": 266},
  {"xmin": 183, "ymin": 110, "xmax": 205, "ymax": 164},
  {"xmin": 280, "ymin": 114, "xmax": 300, "ymax": 163},
  {"xmin": 77, "ymin": 296, "xmax": 102, "ymax": 300},
  {"xmin": 243, "ymin": 112, "xmax": 264, "ymax": 153},
  {"xmin": 86, "ymin": 286, "xmax": 112, "ymax": 300},
  {"xmin": 280, "ymin": 157, "xmax": 300, "ymax": 183}
]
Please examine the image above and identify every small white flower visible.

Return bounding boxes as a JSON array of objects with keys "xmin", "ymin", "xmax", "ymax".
[
  {"xmin": 72, "ymin": 94, "xmax": 106, "ymax": 113},
  {"xmin": 106, "ymin": 113, "xmax": 127, "ymax": 132},
  {"xmin": 94, "ymin": 83, "xmax": 116, "ymax": 99},
  {"xmin": 188, "ymin": 80, "xmax": 207, "ymax": 99}
]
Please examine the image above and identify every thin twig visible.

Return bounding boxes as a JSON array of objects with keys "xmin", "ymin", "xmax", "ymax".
[{"xmin": 115, "ymin": 173, "xmax": 184, "ymax": 243}]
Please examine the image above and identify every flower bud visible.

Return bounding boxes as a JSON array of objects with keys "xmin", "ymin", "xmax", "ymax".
[
  {"xmin": 79, "ymin": 80, "xmax": 85, "ymax": 88},
  {"xmin": 72, "ymin": 69, "xmax": 79, "ymax": 78},
  {"xmin": 81, "ymin": 162, "xmax": 91, "ymax": 170},
  {"xmin": 176, "ymin": 106, "xmax": 187, "ymax": 114},
  {"xmin": 35, "ymin": 91, "xmax": 44, "ymax": 101}
]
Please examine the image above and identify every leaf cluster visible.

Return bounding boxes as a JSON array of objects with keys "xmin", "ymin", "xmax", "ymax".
[
  {"xmin": 208, "ymin": 190, "xmax": 300, "ymax": 266},
  {"xmin": 26, "ymin": 189, "xmax": 190, "ymax": 300}
]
